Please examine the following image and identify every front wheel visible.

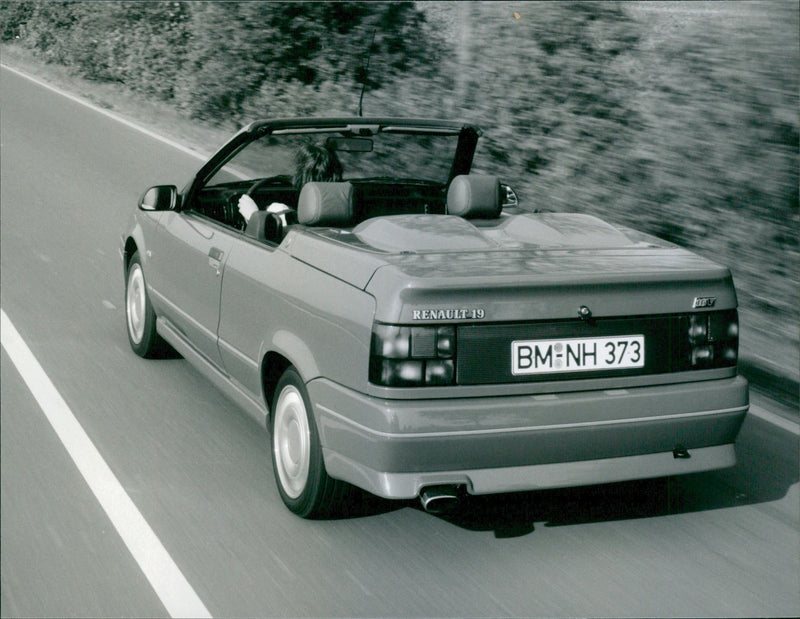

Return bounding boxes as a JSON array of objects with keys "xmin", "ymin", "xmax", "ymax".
[
  {"xmin": 271, "ymin": 367, "xmax": 347, "ymax": 518},
  {"xmin": 125, "ymin": 251, "xmax": 170, "ymax": 358}
]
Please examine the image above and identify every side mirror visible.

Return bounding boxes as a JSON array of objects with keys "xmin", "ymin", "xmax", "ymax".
[
  {"xmin": 139, "ymin": 185, "xmax": 178, "ymax": 211},
  {"xmin": 500, "ymin": 183, "xmax": 518, "ymax": 209}
]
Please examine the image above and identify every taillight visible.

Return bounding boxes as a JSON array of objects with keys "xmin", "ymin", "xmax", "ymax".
[
  {"xmin": 370, "ymin": 324, "xmax": 456, "ymax": 387},
  {"xmin": 684, "ymin": 310, "xmax": 738, "ymax": 369}
]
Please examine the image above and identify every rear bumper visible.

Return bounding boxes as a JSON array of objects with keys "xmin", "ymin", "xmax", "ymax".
[{"xmin": 309, "ymin": 376, "xmax": 748, "ymax": 499}]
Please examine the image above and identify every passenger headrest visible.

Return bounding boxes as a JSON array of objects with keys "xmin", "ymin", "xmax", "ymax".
[
  {"xmin": 446, "ymin": 174, "xmax": 502, "ymax": 219},
  {"xmin": 297, "ymin": 182, "xmax": 355, "ymax": 226}
]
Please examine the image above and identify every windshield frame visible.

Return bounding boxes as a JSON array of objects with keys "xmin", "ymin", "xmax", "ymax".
[{"xmin": 182, "ymin": 118, "xmax": 481, "ymax": 210}]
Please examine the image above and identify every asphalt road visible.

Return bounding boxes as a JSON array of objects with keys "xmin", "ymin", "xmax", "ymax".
[{"xmin": 1, "ymin": 65, "xmax": 798, "ymax": 618}]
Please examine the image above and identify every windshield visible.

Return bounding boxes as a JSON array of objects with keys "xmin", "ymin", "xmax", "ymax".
[{"xmin": 207, "ymin": 129, "xmax": 460, "ymax": 189}]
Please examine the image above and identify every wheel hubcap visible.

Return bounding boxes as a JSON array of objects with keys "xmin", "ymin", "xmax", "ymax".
[
  {"xmin": 126, "ymin": 265, "xmax": 146, "ymax": 344},
  {"xmin": 273, "ymin": 386, "xmax": 310, "ymax": 499}
]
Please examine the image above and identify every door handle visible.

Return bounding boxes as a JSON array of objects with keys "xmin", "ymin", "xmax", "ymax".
[{"xmin": 208, "ymin": 247, "xmax": 224, "ymax": 274}]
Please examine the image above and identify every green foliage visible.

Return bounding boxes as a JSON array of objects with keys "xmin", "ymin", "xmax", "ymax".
[
  {"xmin": 432, "ymin": 2, "xmax": 645, "ymax": 204},
  {"xmin": 5, "ymin": 1, "xmax": 437, "ymax": 121},
  {"xmin": 170, "ymin": 1, "xmax": 439, "ymax": 122},
  {"xmin": 0, "ymin": 1, "xmax": 35, "ymax": 41},
  {"xmin": 5, "ymin": 1, "xmax": 191, "ymax": 99}
]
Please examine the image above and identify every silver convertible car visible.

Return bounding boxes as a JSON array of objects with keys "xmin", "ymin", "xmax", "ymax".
[{"xmin": 121, "ymin": 117, "xmax": 748, "ymax": 518}]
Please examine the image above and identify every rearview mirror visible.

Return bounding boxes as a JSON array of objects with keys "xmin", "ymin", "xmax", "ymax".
[
  {"xmin": 139, "ymin": 185, "xmax": 178, "ymax": 211},
  {"xmin": 325, "ymin": 137, "xmax": 373, "ymax": 153}
]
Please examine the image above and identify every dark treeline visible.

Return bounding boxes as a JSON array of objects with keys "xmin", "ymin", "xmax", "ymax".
[{"xmin": 2, "ymin": 1, "xmax": 798, "ymax": 349}]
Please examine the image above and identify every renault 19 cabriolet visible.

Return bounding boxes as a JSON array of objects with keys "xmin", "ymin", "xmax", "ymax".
[{"xmin": 121, "ymin": 117, "xmax": 748, "ymax": 518}]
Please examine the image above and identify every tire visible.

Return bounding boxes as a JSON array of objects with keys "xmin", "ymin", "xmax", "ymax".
[
  {"xmin": 271, "ymin": 367, "xmax": 346, "ymax": 518},
  {"xmin": 125, "ymin": 251, "xmax": 169, "ymax": 358}
]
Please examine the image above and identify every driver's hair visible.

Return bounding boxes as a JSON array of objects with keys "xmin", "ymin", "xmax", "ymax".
[{"xmin": 293, "ymin": 143, "xmax": 343, "ymax": 190}]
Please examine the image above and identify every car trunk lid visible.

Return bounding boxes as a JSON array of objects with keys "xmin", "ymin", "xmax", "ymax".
[
  {"xmin": 356, "ymin": 214, "xmax": 735, "ymax": 323},
  {"xmin": 285, "ymin": 212, "xmax": 736, "ymax": 322}
]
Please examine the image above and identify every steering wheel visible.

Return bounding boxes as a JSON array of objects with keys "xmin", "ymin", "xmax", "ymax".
[
  {"xmin": 227, "ymin": 176, "xmax": 293, "ymax": 231},
  {"xmin": 246, "ymin": 175, "xmax": 293, "ymax": 197}
]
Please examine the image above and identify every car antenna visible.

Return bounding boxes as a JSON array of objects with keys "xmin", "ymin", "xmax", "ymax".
[{"xmin": 357, "ymin": 29, "xmax": 377, "ymax": 117}]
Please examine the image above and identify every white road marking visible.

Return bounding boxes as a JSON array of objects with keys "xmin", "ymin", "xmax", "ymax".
[
  {"xmin": 1, "ymin": 64, "xmax": 209, "ymax": 163},
  {"xmin": 1, "ymin": 309, "xmax": 212, "ymax": 619}
]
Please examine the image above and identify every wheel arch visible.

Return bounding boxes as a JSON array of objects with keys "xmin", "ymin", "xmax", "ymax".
[
  {"xmin": 121, "ymin": 213, "xmax": 151, "ymax": 275},
  {"xmin": 123, "ymin": 236, "xmax": 139, "ymax": 273},
  {"xmin": 261, "ymin": 351, "xmax": 293, "ymax": 418},
  {"xmin": 260, "ymin": 327, "xmax": 323, "ymax": 408}
]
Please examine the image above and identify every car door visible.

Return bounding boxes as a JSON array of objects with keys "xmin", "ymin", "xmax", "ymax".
[
  {"xmin": 147, "ymin": 209, "xmax": 236, "ymax": 370},
  {"xmin": 215, "ymin": 236, "xmax": 286, "ymax": 400}
]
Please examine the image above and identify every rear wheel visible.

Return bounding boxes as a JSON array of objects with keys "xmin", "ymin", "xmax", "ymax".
[
  {"xmin": 271, "ymin": 367, "xmax": 346, "ymax": 518},
  {"xmin": 125, "ymin": 251, "xmax": 169, "ymax": 358}
]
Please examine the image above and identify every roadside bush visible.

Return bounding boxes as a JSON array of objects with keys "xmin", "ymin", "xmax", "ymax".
[
  {"xmin": 614, "ymin": 3, "xmax": 799, "ymax": 324},
  {"xmin": 172, "ymin": 2, "xmax": 440, "ymax": 123},
  {"xmin": 0, "ymin": 1, "xmax": 34, "ymax": 41},
  {"xmin": 5, "ymin": 1, "xmax": 438, "ymax": 122},
  {"xmin": 6, "ymin": 1, "xmax": 190, "ymax": 100}
]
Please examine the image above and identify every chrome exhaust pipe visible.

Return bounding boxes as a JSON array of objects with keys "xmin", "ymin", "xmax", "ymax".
[{"xmin": 419, "ymin": 485, "xmax": 460, "ymax": 514}]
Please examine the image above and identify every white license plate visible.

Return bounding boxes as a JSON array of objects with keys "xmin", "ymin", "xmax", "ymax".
[{"xmin": 511, "ymin": 335, "xmax": 645, "ymax": 375}]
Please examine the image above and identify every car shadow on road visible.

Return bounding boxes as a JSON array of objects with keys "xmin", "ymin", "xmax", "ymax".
[
  {"xmin": 433, "ymin": 414, "xmax": 799, "ymax": 538},
  {"xmin": 319, "ymin": 485, "xmax": 408, "ymax": 520}
]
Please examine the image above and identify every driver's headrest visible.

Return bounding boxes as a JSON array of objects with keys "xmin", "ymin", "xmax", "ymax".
[
  {"xmin": 446, "ymin": 174, "xmax": 502, "ymax": 219},
  {"xmin": 298, "ymin": 182, "xmax": 355, "ymax": 226}
]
